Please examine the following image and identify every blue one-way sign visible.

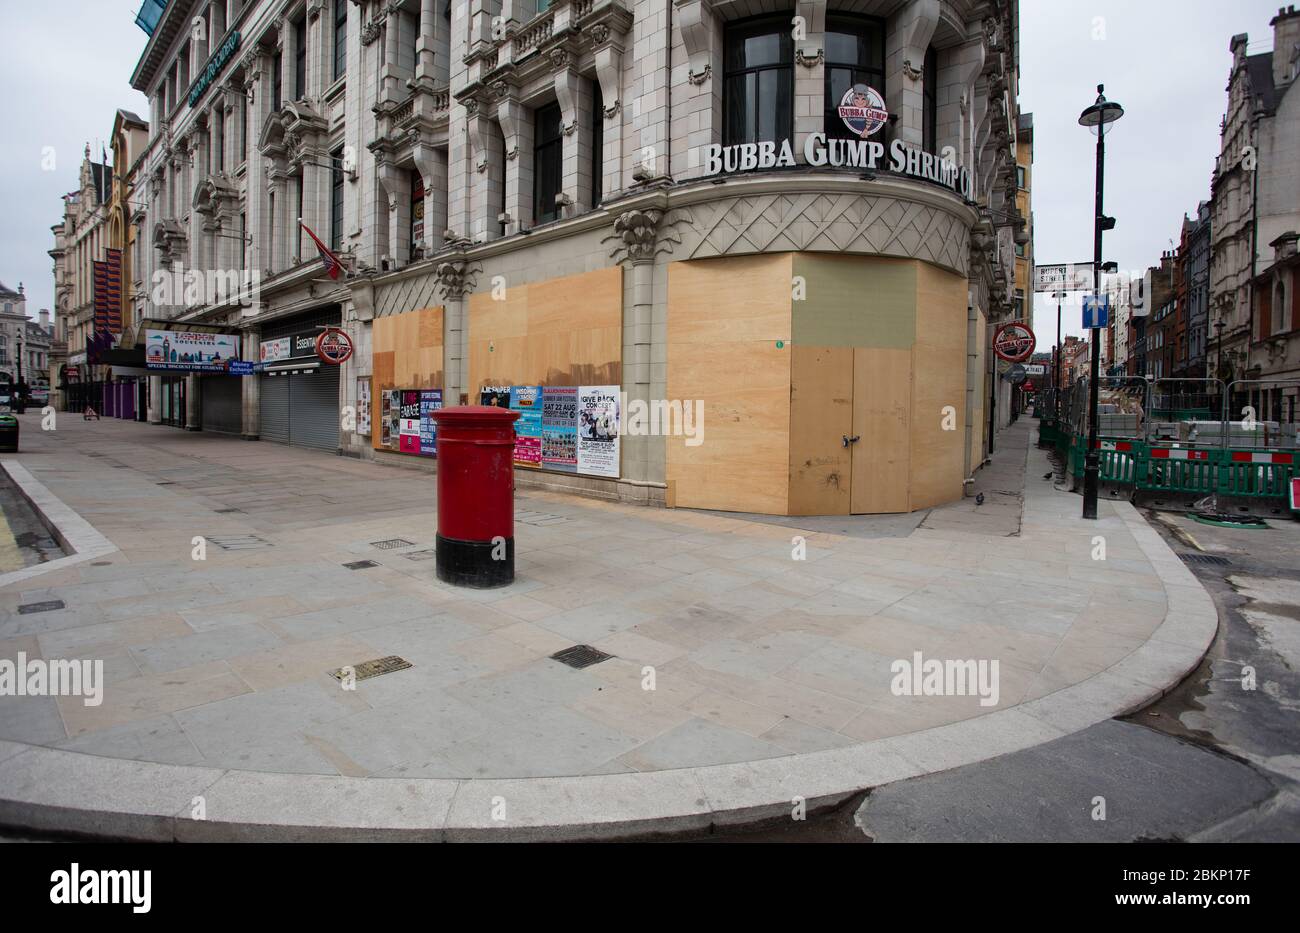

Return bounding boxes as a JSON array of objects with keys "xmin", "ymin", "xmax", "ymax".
[{"xmin": 1082, "ymin": 294, "xmax": 1110, "ymax": 329}]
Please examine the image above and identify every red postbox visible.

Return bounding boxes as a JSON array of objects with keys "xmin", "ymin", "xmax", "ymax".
[{"xmin": 430, "ymin": 405, "xmax": 520, "ymax": 587}]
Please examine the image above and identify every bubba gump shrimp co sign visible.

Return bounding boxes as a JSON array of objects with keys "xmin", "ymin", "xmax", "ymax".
[
  {"xmin": 315, "ymin": 327, "xmax": 354, "ymax": 365},
  {"xmin": 992, "ymin": 322, "xmax": 1036, "ymax": 363}
]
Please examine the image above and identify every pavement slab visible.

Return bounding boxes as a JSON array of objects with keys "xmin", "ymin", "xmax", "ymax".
[{"xmin": 0, "ymin": 414, "xmax": 1218, "ymax": 839}]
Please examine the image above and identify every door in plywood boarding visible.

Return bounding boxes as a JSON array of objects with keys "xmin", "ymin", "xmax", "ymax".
[{"xmin": 849, "ymin": 347, "xmax": 912, "ymax": 513}]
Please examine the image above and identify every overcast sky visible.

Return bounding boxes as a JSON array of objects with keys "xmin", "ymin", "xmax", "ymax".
[
  {"xmin": 0, "ymin": 1, "xmax": 1288, "ymax": 333},
  {"xmin": 1022, "ymin": 0, "xmax": 1283, "ymax": 343}
]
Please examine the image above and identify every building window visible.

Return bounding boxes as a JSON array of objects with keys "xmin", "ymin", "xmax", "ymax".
[
  {"xmin": 296, "ymin": 180, "xmax": 304, "ymax": 261},
  {"xmin": 331, "ymin": 151, "xmax": 345, "ymax": 252},
  {"xmin": 724, "ymin": 16, "xmax": 793, "ymax": 147},
  {"xmin": 334, "ymin": 0, "xmax": 347, "ymax": 81},
  {"xmin": 272, "ymin": 51, "xmax": 283, "ymax": 112},
  {"xmin": 823, "ymin": 15, "xmax": 885, "ymax": 142},
  {"xmin": 1015, "ymin": 241, "xmax": 1025, "ymax": 258},
  {"xmin": 1015, "ymin": 290, "xmax": 1025, "ymax": 319},
  {"xmin": 533, "ymin": 101, "xmax": 563, "ymax": 225},
  {"xmin": 922, "ymin": 45, "xmax": 937, "ymax": 152},
  {"xmin": 240, "ymin": 97, "xmax": 249, "ymax": 163},
  {"xmin": 591, "ymin": 80, "xmax": 603, "ymax": 207},
  {"xmin": 294, "ymin": 18, "xmax": 307, "ymax": 100},
  {"xmin": 1017, "ymin": 165, "xmax": 1026, "ymax": 189}
]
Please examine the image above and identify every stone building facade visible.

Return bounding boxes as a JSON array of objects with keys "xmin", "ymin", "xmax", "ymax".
[
  {"xmin": 1209, "ymin": 7, "xmax": 1300, "ymax": 414},
  {"xmin": 120, "ymin": 0, "xmax": 1027, "ymax": 516},
  {"xmin": 47, "ymin": 147, "xmax": 112, "ymax": 411}
]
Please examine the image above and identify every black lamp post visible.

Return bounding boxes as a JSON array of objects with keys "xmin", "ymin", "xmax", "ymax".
[{"xmin": 1078, "ymin": 84, "xmax": 1124, "ymax": 520}]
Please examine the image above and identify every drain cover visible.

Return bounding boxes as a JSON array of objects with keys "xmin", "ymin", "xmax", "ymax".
[
  {"xmin": 370, "ymin": 538, "xmax": 415, "ymax": 550},
  {"xmin": 550, "ymin": 645, "xmax": 613, "ymax": 669},
  {"xmin": 344, "ymin": 559, "xmax": 379, "ymax": 570},
  {"xmin": 18, "ymin": 600, "xmax": 66, "ymax": 615},
  {"xmin": 208, "ymin": 535, "xmax": 272, "ymax": 550},
  {"xmin": 403, "ymin": 549, "xmax": 437, "ymax": 562},
  {"xmin": 329, "ymin": 656, "xmax": 412, "ymax": 682},
  {"xmin": 1181, "ymin": 553, "xmax": 1232, "ymax": 566}
]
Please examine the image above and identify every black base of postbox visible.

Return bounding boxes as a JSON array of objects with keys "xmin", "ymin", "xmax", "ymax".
[{"xmin": 435, "ymin": 533, "xmax": 514, "ymax": 588}]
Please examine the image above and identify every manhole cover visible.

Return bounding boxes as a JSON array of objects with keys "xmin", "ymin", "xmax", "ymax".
[
  {"xmin": 370, "ymin": 538, "xmax": 415, "ymax": 550},
  {"xmin": 18, "ymin": 600, "xmax": 66, "ymax": 614},
  {"xmin": 328, "ymin": 656, "xmax": 412, "ymax": 682},
  {"xmin": 403, "ymin": 549, "xmax": 437, "ymax": 561},
  {"xmin": 344, "ymin": 559, "xmax": 379, "ymax": 570},
  {"xmin": 208, "ymin": 535, "xmax": 272, "ymax": 550},
  {"xmin": 1181, "ymin": 553, "xmax": 1232, "ymax": 566},
  {"xmin": 550, "ymin": 645, "xmax": 613, "ymax": 669}
]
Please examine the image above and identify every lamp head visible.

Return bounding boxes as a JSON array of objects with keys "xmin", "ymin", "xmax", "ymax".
[{"xmin": 1079, "ymin": 84, "xmax": 1124, "ymax": 137}]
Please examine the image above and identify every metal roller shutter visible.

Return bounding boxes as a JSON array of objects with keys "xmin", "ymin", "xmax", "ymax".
[
  {"xmin": 200, "ymin": 376, "xmax": 243, "ymax": 434},
  {"xmin": 289, "ymin": 366, "xmax": 339, "ymax": 450},
  {"xmin": 259, "ymin": 374, "xmax": 290, "ymax": 444}
]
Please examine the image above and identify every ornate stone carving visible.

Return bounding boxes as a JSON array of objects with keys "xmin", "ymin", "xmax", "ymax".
[
  {"xmin": 687, "ymin": 64, "xmax": 711, "ymax": 85},
  {"xmin": 795, "ymin": 48, "xmax": 824, "ymax": 68},
  {"xmin": 549, "ymin": 48, "xmax": 570, "ymax": 70},
  {"xmin": 604, "ymin": 209, "xmax": 681, "ymax": 264},
  {"xmin": 587, "ymin": 24, "xmax": 610, "ymax": 46},
  {"xmin": 505, "ymin": 145, "xmax": 519, "ymax": 160},
  {"xmin": 675, "ymin": 192, "xmax": 971, "ymax": 276},
  {"xmin": 491, "ymin": 80, "xmax": 510, "ymax": 99},
  {"xmin": 434, "ymin": 259, "xmax": 480, "ymax": 300},
  {"xmin": 361, "ymin": 9, "xmax": 387, "ymax": 46},
  {"xmin": 603, "ymin": 100, "xmax": 621, "ymax": 118},
  {"xmin": 464, "ymin": 98, "xmax": 479, "ymax": 115},
  {"xmin": 902, "ymin": 58, "xmax": 922, "ymax": 81}
]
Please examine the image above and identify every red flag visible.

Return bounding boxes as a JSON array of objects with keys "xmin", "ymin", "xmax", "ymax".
[{"xmin": 299, "ymin": 218, "xmax": 345, "ymax": 280}]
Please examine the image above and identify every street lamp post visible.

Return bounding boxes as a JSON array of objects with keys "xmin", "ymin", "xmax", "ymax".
[{"xmin": 1078, "ymin": 84, "xmax": 1124, "ymax": 521}]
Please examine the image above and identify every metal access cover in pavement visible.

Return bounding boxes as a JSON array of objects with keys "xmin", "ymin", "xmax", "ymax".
[
  {"xmin": 1181, "ymin": 553, "xmax": 1232, "ymax": 566},
  {"xmin": 370, "ymin": 538, "xmax": 415, "ymax": 550},
  {"xmin": 18, "ymin": 600, "xmax": 66, "ymax": 614},
  {"xmin": 328, "ymin": 656, "xmax": 413, "ymax": 682},
  {"xmin": 550, "ymin": 645, "xmax": 614, "ymax": 669},
  {"xmin": 207, "ymin": 535, "xmax": 272, "ymax": 550}
]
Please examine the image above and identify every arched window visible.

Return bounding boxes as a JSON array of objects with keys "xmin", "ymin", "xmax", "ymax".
[
  {"xmin": 724, "ymin": 16, "xmax": 793, "ymax": 146},
  {"xmin": 823, "ymin": 15, "xmax": 886, "ymax": 142},
  {"xmin": 923, "ymin": 45, "xmax": 938, "ymax": 152}
]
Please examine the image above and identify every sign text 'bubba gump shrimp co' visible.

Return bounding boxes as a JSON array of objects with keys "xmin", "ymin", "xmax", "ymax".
[{"xmin": 701, "ymin": 83, "xmax": 973, "ymax": 200}]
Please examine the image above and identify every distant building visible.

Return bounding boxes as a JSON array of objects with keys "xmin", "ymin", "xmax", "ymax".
[{"xmin": 1177, "ymin": 201, "xmax": 1211, "ymax": 380}]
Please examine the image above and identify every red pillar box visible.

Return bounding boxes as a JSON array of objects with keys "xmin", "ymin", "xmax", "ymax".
[{"xmin": 430, "ymin": 405, "xmax": 520, "ymax": 588}]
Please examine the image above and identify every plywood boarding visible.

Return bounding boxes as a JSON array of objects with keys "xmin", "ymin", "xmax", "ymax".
[
  {"xmin": 910, "ymin": 262, "xmax": 969, "ymax": 509},
  {"xmin": 791, "ymin": 253, "xmax": 917, "ymax": 349},
  {"xmin": 850, "ymin": 347, "xmax": 912, "ymax": 514},
  {"xmin": 371, "ymin": 306, "xmax": 443, "ymax": 451},
  {"xmin": 667, "ymin": 254, "xmax": 793, "ymax": 514},
  {"xmin": 788, "ymin": 345, "xmax": 853, "ymax": 515},
  {"xmin": 467, "ymin": 266, "xmax": 622, "ymax": 390}
]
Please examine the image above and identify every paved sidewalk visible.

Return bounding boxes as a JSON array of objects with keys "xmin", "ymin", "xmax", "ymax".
[{"xmin": 2, "ymin": 413, "xmax": 1176, "ymax": 783}]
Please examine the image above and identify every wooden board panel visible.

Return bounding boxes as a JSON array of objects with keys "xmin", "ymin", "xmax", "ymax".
[
  {"xmin": 667, "ymin": 253, "xmax": 793, "ymax": 345},
  {"xmin": 788, "ymin": 345, "xmax": 853, "ymax": 515},
  {"xmin": 911, "ymin": 263, "xmax": 968, "ymax": 509},
  {"xmin": 667, "ymin": 340, "xmax": 791, "ymax": 514},
  {"xmin": 467, "ymin": 267, "xmax": 621, "ymax": 392},
  {"xmin": 850, "ymin": 347, "xmax": 912, "ymax": 514},
  {"xmin": 667, "ymin": 254, "xmax": 793, "ymax": 514}
]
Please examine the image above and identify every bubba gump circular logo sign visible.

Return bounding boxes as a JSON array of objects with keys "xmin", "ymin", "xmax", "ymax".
[
  {"xmin": 992, "ymin": 322, "xmax": 1036, "ymax": 363},
  {"xmin": 837, "ymin": 84, "xmax": 889, "ymax": 138},
  {"xmin": 315, "ymin": 328, "xmax": 354, "ymax": 365}
]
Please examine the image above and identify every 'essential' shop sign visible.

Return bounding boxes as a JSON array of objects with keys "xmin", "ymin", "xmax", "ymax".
[{"xmin": 701, "ymin": 134, "xmax": 972, "ymax": 199}]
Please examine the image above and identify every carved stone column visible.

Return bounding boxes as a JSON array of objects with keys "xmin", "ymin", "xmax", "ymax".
[
  {"xmin": 612, "ymin": 209, "xmax": 664, "ymax": 484},
  {"xmin": 496, "ymin": 85, "xmax": 532, "ymax": 233},
  {"xmin": 436, "ymin": 252, "xmax": 480, "ymax": 405},
  {"xmin": 552, "ymin": 52, "xmax": 592, "ymax": 215},
  {"xmin": 241, "ymin": 324, "xmax": 260, "ymax": 439}
]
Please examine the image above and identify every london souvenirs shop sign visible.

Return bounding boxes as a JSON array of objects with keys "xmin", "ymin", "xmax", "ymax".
[{"xmin": 701, "ymin": 83, "xmax": 973, "ymax": 200}]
